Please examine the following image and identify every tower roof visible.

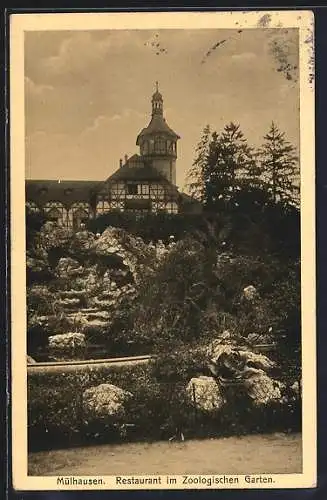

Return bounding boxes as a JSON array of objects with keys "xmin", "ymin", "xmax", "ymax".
[
  {"xmin": 152, "ymin": 81, "xmax": 163, "ymax": 102},
  {"xmin": 136, "ymin": 83, "xmax": 180, "ymax": 145},
  {"xmin": 136, "ymin": 115, "xmax": 180, "ymax": 144},
  {"xmin": 152, "ymin": 90, "xmax": 163, "ymax": 101}
]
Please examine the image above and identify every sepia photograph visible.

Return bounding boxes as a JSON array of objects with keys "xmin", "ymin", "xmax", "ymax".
[{"xmin": 10, "ymin": 10, "xmax": 315, "ymax": 490}]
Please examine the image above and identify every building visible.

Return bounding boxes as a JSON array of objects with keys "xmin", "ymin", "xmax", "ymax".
[{"xmin": 26, "ymin": 84, "xmax": 201, "ymax": 229}]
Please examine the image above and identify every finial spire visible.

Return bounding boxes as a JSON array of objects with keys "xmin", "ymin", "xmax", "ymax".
[{"xmin": 151, "ymin": 82, "xmax": 163, "ymax": 115}]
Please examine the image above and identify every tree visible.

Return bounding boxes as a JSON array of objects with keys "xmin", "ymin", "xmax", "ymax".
[
  {"xmin": 259, "ymin": 122, "xmax": 299, "ymax": 207},
  {"xmin": 202, "ymin": 122, "xmax": 257, "ymax": 211},
  {"xmin": 26, "ymin": 206, "xmax": 47, "ymax": 250},
  {"xmin": 185, "ymin": 124, "xmax": 211, "ymax": 202}
]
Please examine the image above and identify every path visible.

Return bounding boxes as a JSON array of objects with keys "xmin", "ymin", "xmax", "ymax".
[{"xmin": 29, "ymin": 432, "xmax": 302, "ymax": 476}]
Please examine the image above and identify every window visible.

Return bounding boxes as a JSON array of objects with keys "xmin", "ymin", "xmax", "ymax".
[
  {"xmin": 150, "ymin": 184, "xmax": 165, "ymax": 199},
  {"xmin": 149, "ymin": 139, "xmax": 155, "ymax": 153},
  {"xmin": 166, "ymin": 202, "xmax": 178, "ymax": 214},
  {"xmin": 43, "ymin": 201, "xmax": 66, "ymax": 226},
  {"xmin": 140, "ymin": 184, "xmax": 149, "ymax": 195},
  {"xmin": 68, "ymin": 202, "xmax": 90, "ymax": 230},
  {"xmin": 155, "ymin": 137, "xmax": 166, "ymax": 154},
  {"xmin": 72, "ymin": 209, "xmax": 89, "ymax": 230},
  {"xmin": 96, "ymin": 200, "xmax": 110, "ymax": 214},
  {"xmin": 127, "ymin": 183, "xmax": 138, "ymax": 195},
  {"xmin": 111, "ymin": 183, "xmax": 125, "ymax": 197},
  {"xmin": 26, "ymin": 202, "xmax": 39, "ymax": 213}
]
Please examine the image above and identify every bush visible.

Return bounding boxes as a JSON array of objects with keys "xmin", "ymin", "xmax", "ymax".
[
  {"xmin": 88, "ymin": 212, "xmax": 223, "ymax": 244},
  {"xmin": 129, "ymin": 238, "xmax": 300, "ymax": 354},
  {"xmin": 28, "ymin": 363, "xmax": 150, "ymax": 450},
  {"xmin": 28, "ymin": 349, "xmax": 301, "ymax": 451}
]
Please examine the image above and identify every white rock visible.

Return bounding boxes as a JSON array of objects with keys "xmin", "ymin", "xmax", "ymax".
[
  {"xmin": 244, "ymin": 373, "xmax": 283, "ymax": 406},
  {"xmin": 83, "ymin": 383, "xmax": 133, "ymax": 420},
  {"xmin": 48, "ymin": 332, "xmax": 86, "ymax": 350},
  {"xmin": 243, "ymin": 285, "xmax": 259, "ymax": 301},
  {"xmin": 186, "ymin": 376, "xmax": 225, "ymax": 412}
]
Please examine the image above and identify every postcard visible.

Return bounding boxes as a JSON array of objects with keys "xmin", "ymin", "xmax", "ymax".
[{"xmin": 10, "ymin": 9, "xmax": 316, "ymax": 490}]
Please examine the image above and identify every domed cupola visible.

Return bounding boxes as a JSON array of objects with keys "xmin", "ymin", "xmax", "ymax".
[
  {"xmin": 151, "ymin": 84, "xmax": 163, "ymax": 115},
  {"xmin": 136, "ymin": 83, "xmax": 180, "ymax": 184}
]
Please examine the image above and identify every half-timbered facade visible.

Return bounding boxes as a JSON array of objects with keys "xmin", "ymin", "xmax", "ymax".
[
  {"xmin": 26, "ymin": 180, "xmax": 100, "ymax": 229},
  {"xmin": 25, "ymin": 85, "xmax": 202, "ymax": 228},
  {"xmin": 96, "ymin": 154, "xmax": 180, "ymax": 216}
]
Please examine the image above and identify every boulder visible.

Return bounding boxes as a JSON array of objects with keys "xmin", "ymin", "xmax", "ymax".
[
  {"xmin": 93, "ymin": 227, "xmax": 156, "ymax": 283},
  {"xmin": 243, "ymin": 285, "xmax": 259, "ymax": 302},
  {"xmin": 206, "ymin": 338, "xmax": 276, "ymax": 380},
  {"xmin": 83, "ymin": 383, "xmax": 133, "ymax": 420},
  {"xmin": 55, "ymin": 257, "xmax": 84, "ymax": 278},
  {"xmin": 48, "ymin": 332, "xmax": 86, "ymax": 359},
  {"xmin": 243, "ymin": 372, "xmax": 283, "ymax": 406},
  {"xmin": 186, "ymin": 376, "xmax": 225, "ymax": 412}
]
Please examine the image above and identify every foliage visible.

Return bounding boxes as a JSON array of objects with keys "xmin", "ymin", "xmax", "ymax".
[
  {"xmin": 88, "ymin": 211, "xmax": 225, "ymax": 244},
  {"xmin": 187, "ymin": 123, "xmax": 259, "ymax": 212},
  {"xmin": 26, "ymin": 223, "xmax": 179, "ymax": 359},
  {"xmin": 185, "ymin": 121, "xmax": 299, "ymax": 219},
  {"xmin": 26, "ymin": 118, "xmax": 302, "ymax": 449},
  {"xmin": 28, "ymin": 352, "xmax": 301, "ymax": 451},
  {"xmin": 258, "ymin": 122, "xmax": 299, "ymax": 207},
  {"xmin": 203, "ymin": 123, "xmax": 258, "ymax": 211},
  {"xmin": 26, "ymin": 205, "xmax": 300, "ymax": 362},
  {"xmin": 128, "ymin": 237, "xmax": 300, "ymax": 359},
  {"xmin": 186, "ymin": 124, "xmax": 211, "ymax": 203}
]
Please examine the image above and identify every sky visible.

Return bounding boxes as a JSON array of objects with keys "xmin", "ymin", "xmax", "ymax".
[{"xmin": 24, "ymin": 28, "xmax": 299, "ymax": 190}]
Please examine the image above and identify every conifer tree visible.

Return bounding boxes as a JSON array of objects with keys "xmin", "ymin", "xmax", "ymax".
[
  {"xmin": 259, "ymin": 122, "xmax": 299, "ymax": 207},
  {"xmin": 202, "ymin": 122, "xmax": 256, "ymax": 211},
  {"xmin": 186, "ymin": 124, "xmax": 211, "ymax": 202}
]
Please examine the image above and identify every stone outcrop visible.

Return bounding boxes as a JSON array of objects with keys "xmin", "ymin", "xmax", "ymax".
[
  {"xmin": 186, "ymin": 376, "xmax": 225, "ymax": 412},
  {"xmin": 203, "ymin": 336, "xmax": 287, "ymax": 407},
  {"xmin": 243, "ymin": 372, "xmax": 284, "ymax": 406},
  {"xmin": 242, "ymin": 284, "xmax": 259, "ymax": 302},
  {"xmin": 48, "ymin": 332, "xmax": 86, "ymax": 360},
  {"xmin": 83, "ymin": 383, "xmax": 133, "ymax": 420}
]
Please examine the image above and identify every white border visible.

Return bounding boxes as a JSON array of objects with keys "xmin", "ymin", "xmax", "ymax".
[{"xmin": 10, "ymin": 10, "xmax": 316, "ymax": 490}]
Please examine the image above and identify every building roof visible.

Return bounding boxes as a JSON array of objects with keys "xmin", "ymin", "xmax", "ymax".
[
  {"xmin": 136, "ymin": 114, "xmax": 180, "ymax": 145},
  {"xmin": 26, "ymin": 179, "xmax": 101, "ymax": 206},
  {"xmin": 104, "ymin": 156, "xmax": 174, "ymax": 184}
]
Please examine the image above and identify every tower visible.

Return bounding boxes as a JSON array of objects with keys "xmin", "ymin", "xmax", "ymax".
[{"xmin": 136, "ymin": 83, "xmax": 180, "ymax": 185}]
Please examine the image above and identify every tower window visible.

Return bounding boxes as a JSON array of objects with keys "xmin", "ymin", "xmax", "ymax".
[{"xmin": 155, "ymin": 137, "xmax": 166, "ymax": 153}]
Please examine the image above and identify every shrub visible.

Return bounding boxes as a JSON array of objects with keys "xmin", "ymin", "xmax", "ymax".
[
  {"xmin": 28, "ymin": 363, "xmax": 150, "ymax": 450},
  {"xmin": 28, "ymin": 350, "xmax": 301, "ymax": 451}
]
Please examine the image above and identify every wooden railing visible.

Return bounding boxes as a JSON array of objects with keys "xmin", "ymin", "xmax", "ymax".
[{"xmin": 27, "ymin": 354, "xmax": 153, "ymax": 374}]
